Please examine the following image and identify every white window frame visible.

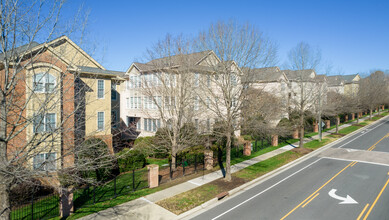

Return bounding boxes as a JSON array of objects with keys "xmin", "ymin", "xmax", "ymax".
[
  {"xmin": 97, "ymin": 80, "xmax": 105, "ymax": 99},
  {"xmin": 33, "ymin": 73, "xmax": 56, "ymax": 93},
  {"xmin": 33, "ymin": 152, "xmax": 57, "ymax": 171},
  {"xmin": 97, "ymin": 111, "xmax": 105, "ymax": 131},
  {"xmin": 33, "ymin": 113, "xmax": 56, "ymax": 133}
]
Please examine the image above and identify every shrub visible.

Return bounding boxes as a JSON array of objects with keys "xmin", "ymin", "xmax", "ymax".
[
  {"xmin": 116, "ymin": 148, "xmax": 146, "ymax": 173},
  {"xmin": 77, "ymin": 138, "xmax": 114, "ymax": 182}
]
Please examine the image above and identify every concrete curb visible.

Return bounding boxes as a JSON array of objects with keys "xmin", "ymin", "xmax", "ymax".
[{"xmin": 176, "ymin": 113, "xmax": 388, "ymax": 220}]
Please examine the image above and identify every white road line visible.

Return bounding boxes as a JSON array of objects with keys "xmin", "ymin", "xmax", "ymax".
[
  {"xmin": 320, "ymin": 156, "xmax": 389, "ymax": 167},
  {"xmin": 337, "ymin": 119, "xmax": 388, "ymax": 148},
  {"xmin": 140, "ymin": 197, "xmax": 153, "ymax": 204},
  {"xmin": 211, "ymin": 158, "xmax": 322, "ymax": 220},
  {"xmin": 188, "ymin": 180, "xmax": 202, "ymax": 186}
]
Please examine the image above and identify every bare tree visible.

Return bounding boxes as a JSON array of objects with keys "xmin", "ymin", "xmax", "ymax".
[
  {"xmin": 286, "ymin": 42, "xmax": 322, "ymax": 148},
  {"xmin": 194, "ymin": 20, "xmax": 278, "ymax": 181},
  {"xmin": 0, "ymin": 1, "xmax": 118, "ymax": 219},
  {"xmin": 131, "ymin": 34, "xmax": 201, "ymax": 170},
  {"xmin": 359, "ymin": 70, "xmax": 387, "ymax": 119}
]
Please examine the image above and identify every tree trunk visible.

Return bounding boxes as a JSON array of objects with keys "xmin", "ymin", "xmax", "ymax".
[
  {"xmin": 225, "ymin": 133, "xmax": 232, "ymax": 182},
  {"xmin": 171, "ymin": 145, "xmax": 177, "ymax": 171},
  {"xmin": 0, "ymin": 96, "xmax": 10, "ymax": 220},
  {"xmin": 299, "ymin": 114, "xmax": 304, "ymax": 148},
  {"xmin": 0, "ymin": 177, "xmax": 10, "ymax": 220},
  {"xmin": 357, "ymin": 113, "xmax": 360, "ymax": 124},
  {"xmin": 335, "ymin": 116, "xmax": 340, "ymax": 134},
  {"xmin": 369, "ymin": 109, "xmax": 373, "ymax": 120}
]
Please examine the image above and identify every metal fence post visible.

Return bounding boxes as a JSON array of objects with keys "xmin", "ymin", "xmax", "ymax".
[
  {"xmin": 93, "ymin": 186, "xmax": 96, "ymax": 204},
  {"xmin": 132, "ymin": 168, "xmax": 135, "ymax": 191},
  {"xmin": 31, "ymin": 193, "xmax": 34, "ymax": 220},
  {"xmin": 182, "ymin": 159, "xmax": 185, "ymax": 176},
  {"xmin": 194, "ymin": 155, "xmax": 197, "ymax": 173},
  {"xmin": 114, "ymin": 176, "xmax": 117, "ymax": 198}
]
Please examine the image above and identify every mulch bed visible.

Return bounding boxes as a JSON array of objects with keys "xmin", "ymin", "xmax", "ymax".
[
  {"xmin": 158, "ymin": 164, "xmax": 205, "ymax": 184},
  {"xmin": 211, "ymin": 176, "xmax": 247, "ymax": 191},
  {"xmin": 291, "ymin": 147, "xmax": 313, "ymax": 155}
]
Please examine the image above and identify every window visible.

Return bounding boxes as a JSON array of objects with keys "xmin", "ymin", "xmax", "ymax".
[
  {"xmin": 148, "ymin": 118, "xmax": 152, "ymax": 131},
  {"xmin": 97, "ymin": 80, "xmax": 104, "ymax": 99},
  {"xmin": 207, "ymin": 75, "xmax": 211, "ymax": 87},
  {"xmin": 130, "ymin": 97, "xmax": 134, "ymax": 109},
  {"xmin": 34, "ymin": 73, "xmax": 55, "ymax": 93},
  {"xmin": 138, "ymin": 97, "xmax": 142, "ymax": 109},
  {"xmin": 33, "ymin": 113, "xmax": 56, "ymax": 133},
  {"xmin": 97, "ymin": 112, "xmax": 104, "ymax": 130},
  {"xmin": 230, "ymin": 74, "xmax": 237, "ymax": 86},
  {"xmin": 143, "ymin": 118, "xmax": 160, "ymax": 132},
  {"xmin": 126, "ymin": 80, "xmax": 130, "ymax": 90},
  {"xmin": 33, "ymin": 153, "xmax": 56, "ymax": 171},
  {"xmin": 194, "ymin": 96, "xmax": 199, "ymax": 110},
  {"xmin": 111, "ymin": 83, "xmax": 117, "ymax": 100},
  {"xmin": 126, "ymin": 98, "xmax": 129, "ymax": 108},
  {"xmin": 194, "ymin": 73, "xmax": 199, "ymax": 87},
  {"xmin": 111, "ymin": 111, "xmax": 117, "ymax": 128}
]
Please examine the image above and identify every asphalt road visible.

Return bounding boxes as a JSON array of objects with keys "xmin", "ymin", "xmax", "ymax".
[{"xmin": 190, "ymin": 117, "xmax": 389, "ymax": 220}]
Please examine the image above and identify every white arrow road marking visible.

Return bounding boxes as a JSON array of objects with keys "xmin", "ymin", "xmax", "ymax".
[{"xmin": 328, "ymin": 189, "xmax": 358, "ymax": 204}]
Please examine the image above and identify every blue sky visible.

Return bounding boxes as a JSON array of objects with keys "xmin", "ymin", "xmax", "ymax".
[{"xmin": 63, "ymin": 0, "xmax": 389, "ymax": 75}]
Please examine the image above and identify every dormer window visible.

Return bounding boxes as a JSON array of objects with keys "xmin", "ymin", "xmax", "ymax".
[{"xmin": 34, "ymin": 73, "xmax": 55, "ymax": 93}]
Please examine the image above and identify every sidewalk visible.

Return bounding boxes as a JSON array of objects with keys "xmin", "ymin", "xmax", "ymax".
[{"xmin": 80, "ymin": 114, "xmax": 377, "ymax": 220}]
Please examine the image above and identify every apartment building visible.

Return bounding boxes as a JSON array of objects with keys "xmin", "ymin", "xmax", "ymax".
[
  {"xmin": 2, "ymin": 36, "xmax": 123, "ymax": 172},
  {"xmin": 121, "ymin": 50, "xmax": 239, "ymax": 137}
]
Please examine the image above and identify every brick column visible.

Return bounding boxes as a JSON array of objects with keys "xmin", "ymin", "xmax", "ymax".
[
  {"xmin": 60, "ymin": 188, "xmax": 74, "ymax": 218},
  {"xmin": 345, "ymin": 114, "xmax": 348, "ymax": 122},
  {"xmin": 351, "ymin": 113, "xmax": 355, "ymax": 120},
  {"xmin": 292, "ymin": 128, "xmax": 299, "ymax": 139},
  {"xmin": 147, "ymin": 164, "xmax": 159, "ymax": 188},
  {"xmin": 271, "ymin": 134, "xmax": 278, "ymax": 146},
  {"xmin": 359, "ymin": 112, "xmax": 362, "ymax": 117},
  {"xmin": 243, "ymin": 142, "xmax": 251, "ymax": 156},
  {"xmin": 325, "ymin": 120, "xmax": 330, "ymax": 129},
  {"xmin": 313, "ymin": 122, "xmax": 318, "ymax": 132},
  {"xmin": 382, "ymin": 105, "xmax": 385, "ymax": 110},
  {"xmin": 204, "ymin": 150, "xmax": 214, "ymax": 170},
  {"xmin": 375, "ymin": 107, "xmax": 378, "ymax": 112}
]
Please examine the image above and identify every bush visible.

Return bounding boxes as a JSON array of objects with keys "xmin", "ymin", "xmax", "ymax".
[
  {"xmin": 116, "ymin": 148, "xmax": 146, "ymax": 173},
  {"xmin": 77, "ymin": 138, "xmax": 113, "ymax": 182},
  {"xmin": 242, "ymin": 135, "xmax": 253, "ymax": 141}
]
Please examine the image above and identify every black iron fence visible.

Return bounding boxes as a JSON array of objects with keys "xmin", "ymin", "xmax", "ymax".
[
  {"xmin": 74, "ymin": 168, "xmax": 148, "ymax": 210},
  {"xmin": 159, "ymin": 154, "xmax": 205, "ymax": 184},
  {"xmin": 10, "ymin": 193, "xmax": 60, "ymax": 220}
]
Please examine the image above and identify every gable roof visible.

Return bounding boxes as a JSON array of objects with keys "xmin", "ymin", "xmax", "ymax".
[
  {"xmin": 244, "ymin": 67, "xmax": 286, "ymax": 82},
  {"xmin": 283, "ymin": 69, "xmax": 316, "ymax": 81},
  {"xmin": 341, "ymin": 74, "xmax": 359, "ymax": 83},
  {"xmin": 314, "ymin": 74, "xmax": 327, "ymax": 82},
  {"xmin": 0, "ymin": 36, "xmax": 105, "ymax": 70},
  {"xmin": 76, "ymin": 66, "xmax": 125, "ymax": 77},
  {"xmin": 127, "ymin": 50, "xmax": 216, "ymax": 73},
  {"xmin": 326, "ymin": 75, "xmax": 344, "ymax": 86}
]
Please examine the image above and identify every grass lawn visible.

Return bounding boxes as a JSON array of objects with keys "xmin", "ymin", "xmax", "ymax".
[
  {"xmin": 147, "ymin": 157, "xmax": 169, "ymax": 167},
  {"xmin": 303, "ymin": 138, "xmax": 332, "ymax": 150},
  {"xmin": 338, "ymin": 126, "xmax": 361, "ymax": 135}
]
